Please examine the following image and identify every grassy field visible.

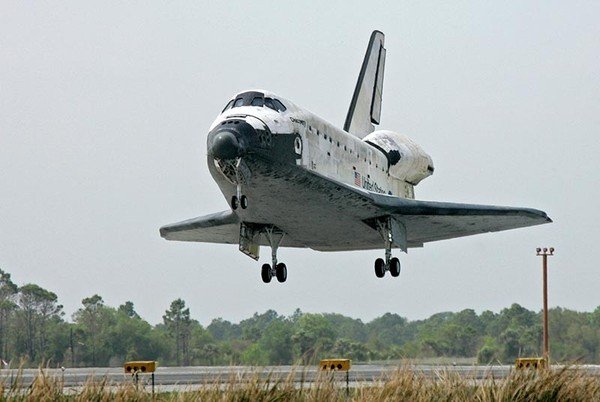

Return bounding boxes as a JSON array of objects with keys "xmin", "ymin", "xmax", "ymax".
[{"xmin": 1, "ymin": 366, "xmax": 599, "ymax": 401}]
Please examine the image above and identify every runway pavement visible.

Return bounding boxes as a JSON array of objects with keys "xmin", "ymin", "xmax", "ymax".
[{"xmin": 2, "ymin": 364, "xmax": 599, "ymax": 389}]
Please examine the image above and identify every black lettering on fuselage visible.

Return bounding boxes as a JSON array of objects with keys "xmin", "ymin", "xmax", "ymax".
[{"xmin": 290, "ymin": 117, "xmax": 306, "ymax": 127}]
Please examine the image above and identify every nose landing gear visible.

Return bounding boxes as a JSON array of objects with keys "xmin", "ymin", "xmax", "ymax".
[
  {"xmin": 231, "ymin": 193, "xmax": 248, "ymax": 210},
  {"xmin": 221, "ymin": 158, "xmax": 249, "ymax": 210}
]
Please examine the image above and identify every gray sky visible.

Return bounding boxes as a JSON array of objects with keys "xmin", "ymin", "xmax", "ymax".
[{"xmin": 1, "ymin": 2, "xmax": 599, "ymax": 326}]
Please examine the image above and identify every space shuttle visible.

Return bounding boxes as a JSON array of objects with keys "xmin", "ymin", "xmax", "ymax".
[{"xmin": 160, "ymin": 31, "xmax": 551, "ymax": 283}]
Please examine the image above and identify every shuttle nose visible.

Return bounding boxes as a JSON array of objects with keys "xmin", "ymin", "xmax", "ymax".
[
  {"xmin": 210, "ymin": 130, "xmax": 241, "ymax": 160},
  {"xmin": 208, "ymin": 119, "xmax": 259, "ymax": 161}
]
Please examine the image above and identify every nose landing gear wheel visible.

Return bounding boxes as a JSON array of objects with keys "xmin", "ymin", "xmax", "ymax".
[
  {"xmin": 275, "ymin": 263, "xmax": 287, "ymax": 283},
  {"xmin": 240, "ymin": 195, "xmax": 248, "ymax": 209},
  {"xmin": 261, "ymin": 263, "xmax": 272, "ymax": 283},
  {"xmin": 374, "ymin": 258, "xmax": 385, "ymax": 278},
  {"xmin": 231, "ymin": 195, "xmax": 239, "ymax": 210},
  {"xmin": 389, "ymin": 257, "xmax": 401, "ymax": 277}
]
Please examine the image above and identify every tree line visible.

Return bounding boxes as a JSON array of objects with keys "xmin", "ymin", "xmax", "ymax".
[{"xmin": 1, "ymin": 268, "xmax": 599, "ymax": 367}]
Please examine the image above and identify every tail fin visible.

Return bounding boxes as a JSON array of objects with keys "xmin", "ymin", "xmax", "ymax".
[{"xmin": 344, "ymin": 31, "xmax": 386, "ymax": 138}]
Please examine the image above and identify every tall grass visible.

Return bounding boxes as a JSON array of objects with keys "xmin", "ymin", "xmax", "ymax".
[{"xmin": 1, "ymin": 365, "xmax": 599, "ymax": 401}]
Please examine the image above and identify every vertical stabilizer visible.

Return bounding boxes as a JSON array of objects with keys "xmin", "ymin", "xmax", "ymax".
[{"xmin": 344, "ymin": 31, "xmax": 386, "ymax": 138}]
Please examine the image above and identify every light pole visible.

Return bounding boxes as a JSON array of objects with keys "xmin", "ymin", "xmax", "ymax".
[{"xmin": 536, "ymin": 247, "xmax": 554, "ymax": 365}]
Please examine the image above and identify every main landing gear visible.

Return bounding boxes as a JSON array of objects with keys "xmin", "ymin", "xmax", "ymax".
[
  {"xmin": 374, "ymin": 219, "xmax": 402, "ymax": 279},
  {"xmin": 260, "ymin": 227, "xmax": 287, "ymax": 283}
]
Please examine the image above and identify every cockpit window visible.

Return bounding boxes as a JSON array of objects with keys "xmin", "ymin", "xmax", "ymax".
[
  {"xmin": 264, "ymin": 97, "xmax": 277, "ymax": 111},
  {"xmin": 222, "ymin": 99, "xmax": 234, "ymax": 112},
  {"xmin": 272, "ymin": 99, "xmax": 287, "ymax": 112},
  {"xmin": 227, "ymin": 92, "xmax": 287, "ymax": 113}
]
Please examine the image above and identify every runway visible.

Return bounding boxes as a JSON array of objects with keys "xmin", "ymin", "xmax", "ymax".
[{"xmin": 2, "ymin": 364, "xmax": 600, "ymax": 389}]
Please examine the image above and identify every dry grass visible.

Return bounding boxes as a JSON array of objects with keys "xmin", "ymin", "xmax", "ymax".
[{"xmin": 1, "ymin": 366, "xmax": 599, "ymax": 401}]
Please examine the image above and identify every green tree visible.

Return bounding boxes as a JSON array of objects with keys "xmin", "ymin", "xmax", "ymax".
[
  {"xmin": 258, "ymin": 319, "xmax": 293, "ymax": 364},
  {"xmin": 72, "ymin": 295, "xmax": 116, "ymax": 366},
  {"xmin": 118, "ymin": 301, "xmax": 140, "ymax": 319},
  {"xmin": 292, "ymin": 314, "xmax": 335, "ymax": 363},
  {"xmin": 207, "ymin": 317, "xmax": 241, "ymax": 341},
  {"xmin": 366, "ymin": 313, "xmax": 409, "ymax": 346},
  {"xmin": 17, "ymin": 284, "xmax": 63, "ymax": 362},
  {"xmin": 477, "ymin": 337, "xmax": 500, "ymax": 364},
  {"xmin": 239, "ymin": 310, "xmax": 280, "ymax": 342},
  {"xmin": 107, "ymin": 303, "xmax": 165, "ymax": 364},
  {"xmin": 324, "ymin": 313, "xmax": 367, "ymax": 343},
  {"xmin": 331, "ymin": 338, "xmax": 369, "ymax": 361},
  {"xmin": 163, "ymin": 298, "xmax": 192, "ymax": 365},
  {"xmin": 0, "ymin": 269, "xmax": 18, "ymax": 362}
]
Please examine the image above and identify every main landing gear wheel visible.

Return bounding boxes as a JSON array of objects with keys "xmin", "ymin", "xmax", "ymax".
[
  {"xmin": 261, "ymin": 263, "xmax": 272, "ymax": 283},
  {"xmin": 240, "ymin": 195, "xmax": 248, "ymax": 209},
  {"xmin": 389, "ymin": 257, "xmax": 401, "ymax": 277},
  {"xmin": 260, "ymin": 263, "xmax": 287, "ymax": 283},
  {"xmin": 275, "ymin": 263, "xmax": 287, "ymax": 283},
  {"xmin": 374, "ymin": 258, "xmax": 385, "ymax": 278}
]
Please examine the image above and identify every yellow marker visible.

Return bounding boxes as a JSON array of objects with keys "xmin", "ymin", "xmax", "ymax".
[
  {"xmin": 320, "ymin": 358, "xmax": 351, "ymax": 371},
  {"xmin": 124, "ymin": 360, "xmax": 157, "ymax": 374},
  {"xmin": 515, "ymin": 357, "xmax": 547, "ymax": 370}
]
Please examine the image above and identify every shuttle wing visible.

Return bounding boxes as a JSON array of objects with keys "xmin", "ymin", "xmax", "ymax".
[
  {"xmin": 286, "ymin": 170, "xmax": 551, "ymax": 251},
  {"xmin": 160, "ymin": 210, "xmax": 241, "ymax": 244},
  {"xmin": 369, "ymin": 194, "xmax": 552, "ymax": 247},
  {"xmin": 160, "ymin": 210, "xmax": 304, "ymax": 247},
  {"xmin": 344, "ymin": 30, "xmax": 386, "ymax": 138}
]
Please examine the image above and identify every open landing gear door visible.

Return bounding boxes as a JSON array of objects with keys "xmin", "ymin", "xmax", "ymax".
[
  {"xmin": 388, "ymin": 216, "xmax": 407, "ymax": 252},
  {"xmin": 239, "ymin": 223, "xmax": 260, "ymax": 260}
]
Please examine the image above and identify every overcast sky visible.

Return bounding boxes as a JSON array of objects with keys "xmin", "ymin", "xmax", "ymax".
[{"xmin": 1, "ymin": 2, "xmax": 598, "ymax": 326}]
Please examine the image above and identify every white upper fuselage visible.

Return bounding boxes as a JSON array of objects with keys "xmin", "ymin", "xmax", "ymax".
[{"xmin": 209, "ymin": 90, "xmax": 433, "ymax": 200}]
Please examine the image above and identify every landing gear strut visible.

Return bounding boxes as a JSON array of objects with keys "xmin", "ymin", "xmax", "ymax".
[
  {"xmin": 374, "ymin": 218, "xmax": 402, "ymax": 278},
  {"xmin": 229, "ymin": 159, "xmax": 249, "ymax": 210},
  {"xmin": 260, "ymin": 227, "xmax": 287, "ymax": 283}
]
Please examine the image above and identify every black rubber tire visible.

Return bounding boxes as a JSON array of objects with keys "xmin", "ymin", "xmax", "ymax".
[
  {"xmin": 261, "ymin": 263, "xmax": 272, "ymax": 283},
  {"xmin": 240, "ymin": 195, "xmax": 248, "ymax": 209},
  {"xmin": 275, "ymin": 263, "xmax": 287, "ymax": 283},
  {"xmin": 374, "ymin": 258, "xmax": 385, "ymax": 278},
  {"xmin": 390, "ymin": 257, "xmax": 401, "ymax": 277},
  {"xmin": 231, "ymin": 195, "xmax": 239, "ymax": 210}
]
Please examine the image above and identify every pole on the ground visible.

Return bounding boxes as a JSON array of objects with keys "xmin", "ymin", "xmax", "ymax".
[
  {"xmin": 346, "ymin": 370, "xmax": 349, "ymax": 396},
  {"xmin": 536, "ymin": 247, "xmax": 554, "ymax": 365}
]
